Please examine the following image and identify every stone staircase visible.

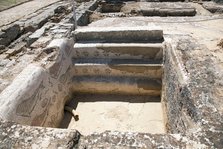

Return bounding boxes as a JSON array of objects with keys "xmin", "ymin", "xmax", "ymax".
[{"xmin": 72, "ymin": 27, "xmax": 164, "ymax": 96}]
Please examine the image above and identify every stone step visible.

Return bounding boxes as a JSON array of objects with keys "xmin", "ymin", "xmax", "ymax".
[
  {"xmin": 72, "ymin": 59, "xmax": 162, "ymax": 78},
  {"xmin": 72, "ymin": 93, "xmax": 161, "ymax": 102},
  {"xmin": 73, "ymin": 43, "xmax": 163, "ymax": 60},
  {"xmin": 72, "ymin": 76, "xmax": 161, "ymax": 95},
  {"xmin": 74, "ymin": 26, "xmax": 163, "ymax": 43}
]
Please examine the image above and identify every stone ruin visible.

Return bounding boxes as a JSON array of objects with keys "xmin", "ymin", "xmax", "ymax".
[{"xmin": 0, "ymin": 0, "xmax": 223, "ymax": 148}]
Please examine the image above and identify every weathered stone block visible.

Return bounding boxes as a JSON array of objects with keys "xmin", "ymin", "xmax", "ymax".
[
  {"xmin": 74, "ymin": 26, "xmax": 163, "ymax": 43},
  {"xmin": 0, "ymin": 24, "xmax": 21, "ymax": 46}
]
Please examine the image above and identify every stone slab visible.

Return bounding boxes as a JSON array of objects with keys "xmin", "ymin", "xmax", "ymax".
[
  {"xmin": 141, "ymin": 8, "xmax": 196, "ymax": 16},
  {"xmin": 73, "ymin": 59, "xmax": 162, "ymax": 78},
  {"xmin": 0, "ymin": 118, "xmax": 80, "ymax": 148},
  {"xmin": 73, "ymin": 43, "xmax": 163, "ymax": 60},
  {"xmin": 72, "ymin": 76, "xmax": 161, "ymax": 95},
  {"xmin": 202, "ymin": 1, "xmax": 223, "ymax": 13},
  {"xmin": 74, "ymin": 26, "xmax": 163, "ymax": 43}
]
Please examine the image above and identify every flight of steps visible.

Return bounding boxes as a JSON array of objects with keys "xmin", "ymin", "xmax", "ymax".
[{"xmin": 72, "ymin": 27, "xmax": 164, "ymax": 96}]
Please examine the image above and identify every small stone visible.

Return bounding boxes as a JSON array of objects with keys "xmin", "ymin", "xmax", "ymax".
[
  {"xmin": 0, "ymin": 54, "xmax": 8, "ymax": 59},
  {"xmin": 5, "ymin": 49, "xmax": 16, "ymax": 55},
  {"xmin": 217, "ymin": 39, "xmax": 223, "ymax": 48},
  {"xmin": 29, "ymin": 27, "xmax": 46, "ymax": 39},
  {"xmin": 0, "ymin": 45, "xmax": 5, "ymax": 50},
  {"xmin": 0, "ymin": 24, "xmax": 20, "ymax": 46},
  {"xmin": 5, "ymin": 42, "xmax": 26, "ymax": 57},
  {"xmin": 31, "ymin": 144, "xmax": 39, "ymax": 149},
  {"xmin": 30, "ymin": 36, "xmax": 52, "ymax": 48},
  {"xmin": 54, "ymin": 6, "xmax": 67, "ymax": 14},
  {"xmin": 0, "ymin": 31, "xmax": 6, "ymax": 38},
  {"xmin": 0, "ymin": 38, "xmax": 10, "ymax": 46},
  {"xmin": 0, "ymin": 59, "xmax": 10, "ymax": 67},
  {"xmin": 27, "ymin": 26, "xmax": 47, "ymax": 46}
]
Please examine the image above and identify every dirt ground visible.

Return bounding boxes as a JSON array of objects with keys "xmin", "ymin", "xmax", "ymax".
[
  {"xmin": 0, "ymin": 0, "xmax": 61, "ymax": 26},
  {"xmin": 0, "ymin": 0, "xmax": 30, "ymax": 11},
  {"xmin": 60, "ymin": 94, "xmax": 165, "ymax": 135}
]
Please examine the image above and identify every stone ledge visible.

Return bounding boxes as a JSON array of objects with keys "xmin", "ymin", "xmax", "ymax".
[
  {"xmin": 202, "ymin": 2, "xmax": 223, "ymax": 13},
  {"xmin": 0, "ymin": 118, "xmax": 80, "ymax": 148},
  {"xmin": 74, "ymin": 26, "xmax": 163, "ymax": 43}
]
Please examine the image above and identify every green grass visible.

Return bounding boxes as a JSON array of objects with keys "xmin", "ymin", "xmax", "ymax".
[{"xmin": 0, "ymin": 0, "xmax": 30, "ymax": 11}]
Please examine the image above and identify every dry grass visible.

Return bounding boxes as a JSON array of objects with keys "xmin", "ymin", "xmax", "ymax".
[{"xmin": 0, "ymin": 0, "xmax": 30, "ymax": 11}]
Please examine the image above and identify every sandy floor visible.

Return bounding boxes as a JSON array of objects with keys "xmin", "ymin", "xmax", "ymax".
[
  {"xmin": 0, "ymin": 0, "xmax": 61, "ymax": 26},
  {"xmin": 60, "ymin": 94, "xmax": 165, "ymax": 135}
]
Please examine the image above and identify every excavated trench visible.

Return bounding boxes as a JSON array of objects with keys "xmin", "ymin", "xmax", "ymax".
[
  {"xmin": 60, "ymin": 59, "xmax": 165, "ymax": 134},
  {"xmin": 0, "ymin": 26, "xmax": 169, "ymax": 136},
  {"xmin": 0, "ymin": 0, "xmax": 206, "ymax": 136},
  {"xmin": 61, "ymin": 93, "xmax": 165, "ymax": 135},
  {"xmin": 57, "ymin": 27, "xmax": 167, "ymax": 135},
  {"xmin": 0, "ymin": 0, "xmax": 223, "ymax": 147},
  {"xmin": 1, "ymin": 0, "xmax": 223, "ymax": 147}
]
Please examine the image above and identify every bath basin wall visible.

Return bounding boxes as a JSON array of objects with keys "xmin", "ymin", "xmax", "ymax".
[{"xmin": 0, "ymin": 38, "xmax": 75, "ymax": 127}]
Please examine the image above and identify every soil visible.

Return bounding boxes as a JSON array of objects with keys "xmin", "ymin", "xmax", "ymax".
[
  {"xmin": 0, "ymin": 0, "xmax": 61, "ymax": 26},
  {"xmin": 60, "ymin": 94, "xmax": 165, "ymax": 135},
  {"xmin": 0, "ymin": 0, "xmax": 30, "ymax": 11}
]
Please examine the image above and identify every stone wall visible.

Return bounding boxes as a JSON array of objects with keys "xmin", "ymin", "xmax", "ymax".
[
  {"xmin": 163, "ymin": 35, "xmax": 223, "ymax": 148},
  {"xmin": 0, "ymin": 38, "xmax": 74, "ymax": 127},
  {"xmin": 0, "ymin": 118, "xmax": 80, "ymax": 148},
  {"xmin": 0, "ymin": 34, "xmax": 216, "ymax": 148},
  {"xmin": 0, "ymin": 0, "xmax": 100, "ymax": 127},
  {"xmin": 163, "ymin": 37, "xmax": 195, "ymax": 134}
]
